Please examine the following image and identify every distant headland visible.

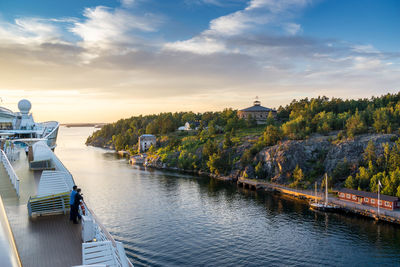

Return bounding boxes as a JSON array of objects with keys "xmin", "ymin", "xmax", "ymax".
[{"xmin": 61, "ymin": 123, "xmax": 107, "ymax": 128}]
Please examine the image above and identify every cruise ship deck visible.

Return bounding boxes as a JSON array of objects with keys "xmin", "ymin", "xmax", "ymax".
[
  {"xmin": 0, "ymin": 151, "xmax": 82, "ymax": 267},
  {"xmin": 0, "ymin": 99, "xmax": 132, "ymax": 267}
]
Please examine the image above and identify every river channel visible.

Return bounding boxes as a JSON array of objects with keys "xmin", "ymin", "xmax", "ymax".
[{"xmin": 56, "ymin": 126, "xmax": 400, "ymax": 267}]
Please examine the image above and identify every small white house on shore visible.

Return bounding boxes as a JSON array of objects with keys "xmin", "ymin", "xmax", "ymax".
[
  {"xmin": 178, "ymin": 121, "xmax": 200, "ymax": 131},
  {"xmin": 138, "ymin": 134, "xmax": 156, "ymax": 152}
]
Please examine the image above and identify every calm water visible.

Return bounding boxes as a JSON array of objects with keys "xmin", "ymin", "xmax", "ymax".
[{"xmin": 56, "ymin": 127, "xmax": 400, "ymax": 267}]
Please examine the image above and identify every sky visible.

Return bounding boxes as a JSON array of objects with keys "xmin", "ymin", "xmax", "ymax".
[{"xmin": 0, "ymin": 0, "xmax": 399, "ymax": 123}]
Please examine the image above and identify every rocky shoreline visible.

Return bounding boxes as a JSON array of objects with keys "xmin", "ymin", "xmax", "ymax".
[{"xmin": 123, "ymin": 133, "xmax": 397, "ymax": 185}]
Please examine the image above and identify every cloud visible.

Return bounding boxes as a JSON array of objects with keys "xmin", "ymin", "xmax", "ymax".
[
  {"xmin": 69, "ymin": 6, "xmax": 161, "ymax": 51},
  {"xmin": 284, "ymin": 23, "xmax": 302, "ymax": 35},
  {"xmin": 164, "ymin": 36, "xmax": 226, "ymax": 54},
  {"xmin": 352, "ymin": 44, "xmax": 380, "ymax": 54},
  {"xmin": 184, "ymin": 0, "xmax": 246, "ymax": 7},
  {"xmin": 121, "ymin": 0, "xmax": 135, "ymax": 8},
  {"xmin": 0, "ymin": 17, "xmax": 68, "ymax": 45},
  {"xmin": 165, "ymin": 0, "xmax": 311, "ymax": 54}
]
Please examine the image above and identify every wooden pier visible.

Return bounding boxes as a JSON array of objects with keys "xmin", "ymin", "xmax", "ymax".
[
  {"xmin": 331, "ymin": 198, "xmax": 400, "ymax": 224},
  {"xmin": 237, "ymin": 177, "xmax": 400, "ymax": 224},
  {"xmin": 237, "ymin": 178, "xmax": 321, "ymax": 201}
]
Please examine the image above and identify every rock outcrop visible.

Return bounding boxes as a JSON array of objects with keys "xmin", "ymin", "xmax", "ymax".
[{"xmin": 256, "ymin": 133, "xmax": 396, "ymax": 184}]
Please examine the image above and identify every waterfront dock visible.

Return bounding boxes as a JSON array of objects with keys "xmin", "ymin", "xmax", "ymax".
[
  {"xmin": 237, "ymin": 178, "xmax": 322, "ymax": 201},
  {"xmin": 237, "ymin": 177, "xmax": 400, "ymax": 224},
  {"xmin": 331, "ymin": 198, "xmax": 400, "ymax": 223}
]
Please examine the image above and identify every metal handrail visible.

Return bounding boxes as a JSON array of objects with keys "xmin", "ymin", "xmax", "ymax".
[
  {"xmin": 0, "ymin": 149, "xmax": 20, "ymax": 197},
  {"xmin": 41, "ymin": 121, "xmax": 59, "ymax": 139},
  {"xmin": 82, "ymin": 202, "xmax": 133, "ymax": 267}
]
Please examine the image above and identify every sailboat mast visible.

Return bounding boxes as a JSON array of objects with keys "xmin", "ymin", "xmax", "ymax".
[
  {"xmin": 325, "ymin": 173, "xmax": 328, "ymax": 205},
  {"xmin": 315, "ymin": 182, "xmax": 317, "ymax": 203}
]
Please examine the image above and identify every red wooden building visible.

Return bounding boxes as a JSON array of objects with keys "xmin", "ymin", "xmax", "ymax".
[{"xmin": 338, "ymin": 188, "xmax": 399, "ymax": 210}]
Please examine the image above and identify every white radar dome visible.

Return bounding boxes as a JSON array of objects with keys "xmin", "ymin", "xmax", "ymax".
[{"xmin": 18, "ymin": 99, "xmax": 32, "ymax": 114}]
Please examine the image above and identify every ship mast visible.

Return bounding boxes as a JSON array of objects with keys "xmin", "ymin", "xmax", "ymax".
[
  {"xmin": 315, "ymin": 181, "xmax": 317, "ymax": 203},
  {"xmin": 325, "ymin": 173, "xmax": 328, "ymax": 206}
]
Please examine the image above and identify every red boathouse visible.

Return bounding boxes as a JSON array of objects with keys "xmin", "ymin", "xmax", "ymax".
[{"xmin": 338, "ymin": 188, "xmax": 399, "ymax": 211}]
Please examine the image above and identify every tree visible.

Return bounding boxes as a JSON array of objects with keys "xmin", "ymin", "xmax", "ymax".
[
  {"xmin": 383, "ymin": 168, "xmax": 400, "ymax": 196},
  {"xmin": 388, "ymin": 140, "xmax": 400, "ymax": 172},
  {"xmin": 182, "ymin": 112, "xmax": 196, "ymax": 124},
  {"xmin": 355, "ymin": 167, "xmax": 371, "ymax": 190},
  {"xmin": 202, "ymin": 139, "xmax": 217, "ymax": 158},
  {"xmin": 373, "ymin": 108, "xmax": 391, "ymax": 133},
  {"xmin": 246, "ymin": 115, "xmax": 257, "ymax": 128},
  {"xmin": 370, "ymin": 172, "xmax": 388, "ymax": 193},
  {"xmin": 223, "ymin": 132, "xmax": 233, "ymax": 149},
  {"xmin": 281, "ymin": 115, "xmax": 310, "ymax": 139},
  {"xmin": 263, "ymin": 125, "xmax": 282, "ymax": 146},
  {"xmin": 266, "ymin": 111, "xmax": 275, "ymax": 126},
  {"xmin": 290, "ymin": 165, "xmax": 304, "ymax": 188},
  {"xmin": 293, "ymin": 165, "xmax": 304, "ymax": 181},
  {"xmin": 344, "ymin": 175, "xmax": 357, "ymax": 189},
  {"xmin": 178, "ymin": 151, "xmax": 198, "ymax": 170},
  {"xmin": 207, "ymin": 150, "xmax": 230, "ymax": 175},
  {"xmin": 363, "ymin": 141, "xmax": 376, "ymax": 164},
  {"xmin": 346, "ymin": 110, "xmax": 367, "ymax": 138},
  {"xmin": 255, "ymin": 161, "xmax": 265, "ymax": 179},
  {"xmin": 377, "ymin": 143, "xmax": 391, "ymax": 171}
]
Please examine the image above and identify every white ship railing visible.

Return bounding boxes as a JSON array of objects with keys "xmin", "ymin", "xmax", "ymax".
[
  {"xmin": 81, "ymin": 203, "xmax": 133, "ymax": 267},
  {"xmin": 40, "ymin": 121, "xmax": 59, "ymax": 137},
  {"xmin": 2, "ymin": 146, "xmax": 19, "ymax": 162},
  {"xmin": 0, "ymin": 149, "xmax": 20, "ymax": 197},
  {"xmin": 41, "ymin": 121, "xmax": 59, "ymax": 149},
  {"xmin": 35, "ymin": 121, "xmax": 58, "ymax": 134}
]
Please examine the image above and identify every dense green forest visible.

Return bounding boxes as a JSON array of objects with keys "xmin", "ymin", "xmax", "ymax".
[
  {"xmin": 86, "ymin": 93, "xmax": 400, "ymax": 195},
  {"xmin": 344, "ymin": 140, "xmax": 400, "ymax": 197}
]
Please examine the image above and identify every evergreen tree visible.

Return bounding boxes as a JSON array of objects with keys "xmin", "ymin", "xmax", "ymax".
[
  {"xmin": 255, "ymin": 161, "xmax": 265, "ymax": 179},
  {"xmin": 263, "ymin": 125, "xmax": 282, "ymax": 146},
  {"xmin": 346, "ymin": 110, "xmax": 367, "ymax": 138},
  {"xmin": 363, "ymin": 141, "xmax": 376, "ymax": 164},
  {"xmin": 345, "ymin": 175, "xmax": 357, "ymax": 189}
]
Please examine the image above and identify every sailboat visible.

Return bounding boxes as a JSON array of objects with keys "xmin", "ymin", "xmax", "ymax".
[{"xmin": 310, "ymin": 173, "xmax": 338, "ymax": 212}]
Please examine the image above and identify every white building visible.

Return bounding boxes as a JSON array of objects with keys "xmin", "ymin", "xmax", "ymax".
[
  {"xmin": 178, "ymin": 122, "xmax": 200, "ymax": 131},
  {"xmin": 138, "ymin": 134, "xmax": 156, "ymax": 152}
]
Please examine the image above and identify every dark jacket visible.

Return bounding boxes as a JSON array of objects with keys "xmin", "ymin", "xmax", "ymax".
[{"xmin": 73, "ymin": 193, "xmax": 83, "ymax": 208}]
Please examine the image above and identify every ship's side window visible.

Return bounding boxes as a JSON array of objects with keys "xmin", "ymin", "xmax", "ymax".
[
  {"xmin": 352, "ymin": 195, "xmax": 357, "ymax": 200},
  {"xmin": 346, "ymin": 194, "xmax": 350, "ymax": 199},
  {"xmin": 371, "ymin": 199, "xmax": 375, "ymax": 204},
  {"xmin": 365, "ymin": 198, "xmax": 369, "ymax": 202},
  {"xmin": 340, "ymin": 193, "xmax": 345, "ymax": 197},
  {"xmin": 385, "ymin": 201, "xmax": 390, "ymax": 207}
]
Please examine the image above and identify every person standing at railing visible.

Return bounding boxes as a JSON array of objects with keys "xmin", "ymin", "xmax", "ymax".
[
  {"xmin": 72, "ymin": 188, "xmax": 83, "ymax": 224},
  {"xmin": 69, "ymin": 185, "xmax": 78, "ymax": 221}
]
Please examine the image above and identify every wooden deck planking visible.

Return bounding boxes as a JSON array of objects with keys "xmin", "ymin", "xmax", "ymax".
[{"xmin": 5, "ymin": 204, "xmax": 82, "ymax": 267}]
